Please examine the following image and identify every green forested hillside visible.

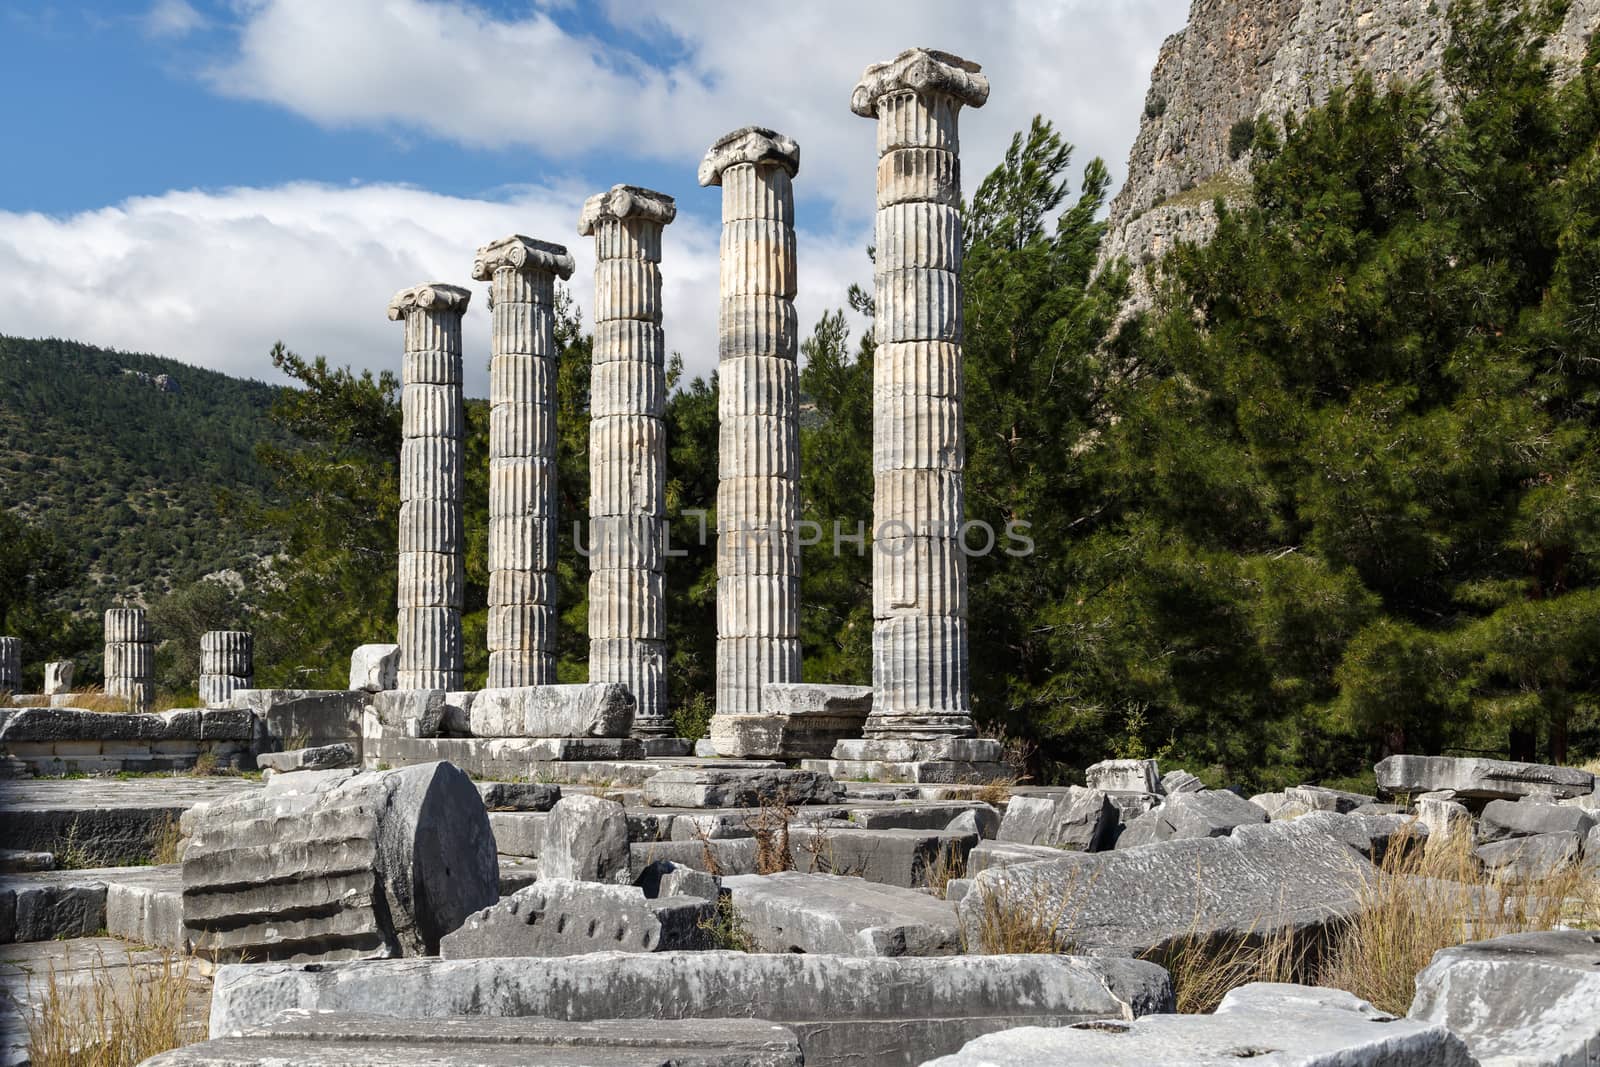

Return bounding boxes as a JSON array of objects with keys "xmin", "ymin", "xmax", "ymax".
[{"xmin": 0, "ymin": 336, "xmax": 284, "ymax": 612}]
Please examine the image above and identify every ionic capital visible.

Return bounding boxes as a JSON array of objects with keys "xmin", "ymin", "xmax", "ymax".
[
  {"xmin": 698, "ymin": 126, "xmax": 801, "ymax": 187},
  {"xmin": 850, "ymin": 48, "xmax": 990, "ymax": 118},
  {"xmin": 471, "ymin": 235, "xmax": 576, "ymax": 281},
  {"xmin": 577, "ymin": 184, "xmax": 677, "ymax": 236},
  {"xmin": 386, "ymin": 283, "xmax": 472, "ymax": 320}
]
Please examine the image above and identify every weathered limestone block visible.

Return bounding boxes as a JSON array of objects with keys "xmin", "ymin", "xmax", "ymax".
[
  {"xmin": 788, "ymin": 825, "xmax": 977, "ymax": 889},
  {"xmin": 1478, "ymin": 797, "xmax": 1595, "ymax": 843},
  {"xmin": 442, "ymin": 879, "xmax": 714, "ymax": 958},
  {"xmin": 957, "ymin": 818, "xmax": 1377, "ymax": 957},
  {"xmin": 231, "ymin": 689, "xmax": 364, "ymax": 749},
  {"xmin": 722, "ymin": 871, "xmax": 959, "ymax": 956},
  {"xmin": 1286, "ymin": 784, "xmax": 1377, "ymax": 814},
  {"xmin": 477, "ymin": 780, "xmax": 560, "ymax": 812},
  {"xmin": 1160, "ymin": 768, "xmax": 1206, "ymax": 794},
  {"xmin": 540, "ymin": 793, "xmax": 630, "ymax": 883},
  {"xmin": 465, "ymin": 684, "xmax": 634, "ymax": 738},
  {"xmin": 1115, "ymin": 789, "xmax": 1268, "ymax": 848},
  {"xmin": 0, "ymin": 637, "xmax": 19, "ymax": 692},
  {"xmin": 0, "ymin": 871, "xmax": 107, "ymax": 942},
  {"xmin": 181, "ymin": 761, "xmax": 497, "ymax": 960},
  {"xmin": 996, "ymin": 787, "xmax": 1116, "ymax": 851},
  {"xmin": 644, "ymin": 768, "xmax": 843, "ymax": 809},
  {"xmin": 389, "ymin": 283, "xmax": 470, "ymax": 692},
  {"xmin": 1416, "ymin": 795, "xmax": 1473, "ymax": 849},
  {"xmin": 634, "ymin": 858, "xmax": 723, "ymax": 901},
  {"xmin": 1474, "ymin": 831, "xmax": 1585, "ymax": 880},
  {"xmin": 43, "ymin": 659, "xmax": 73, "ymax": 696},
  {"xmin": 710, "ymin": 683, "xmax": 871, "ymax": 759},
  {"xmin": 257, "ymin": 743, "xmax": 358, "ymax": 774},
  {"xmin": 926, "ymin": 983, "xmax": 1474, "ymax": 1067},
  {"xmin": 1086, "ymin": 758, "xmax": 1163, "ymax": 794},
  {"xmin": 847, "ymin": 50, "xmax": 988, "ymax": 755},
  {"xmin": 1411, "ymin": 929, "xmax": 1600, "ymax": 1066},
  {"xmin": 155, "ymin": 1013, "xmax": 804, "ymax": 1066},
  {"xmin": 349, "ymin": 643, "xmax": 400, "ymax": 692},
  {"xmin": 208, "ymin": 953, "xmax": 1173, "ymax": 1067},
  {"xmin": 1376, "ymin": 753, "xmax": 1594, "ymax": 801}
]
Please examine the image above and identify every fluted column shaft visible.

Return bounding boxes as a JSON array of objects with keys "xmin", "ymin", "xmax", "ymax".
[
  {"xmin": 473, "ymin": 236, "xmax": 575, "ymax": 688},
  {"xmin": 199, "ymin": 630, "xmax": 253, "ymax": 707},
  {"xmin": 857, "ymin": 51, "xmax": 989, "ymax": 741},
  {"xmin": 388, "ymin": 283, "xmax": 471, "ymax": 691},
  {"xmin": 0, "ymin": 636, "xmax": 20, "ymax": 693},
  {"xmin": 700, "ymin": 128, "xmax": 803, "ymax": 724},
  {"xmin": 104, "ymin": 607, "xmax": 153, "ymax": 711},
  {"xmin": 579, "ymin": 185, "xmax": 677, "ymax": 737}
]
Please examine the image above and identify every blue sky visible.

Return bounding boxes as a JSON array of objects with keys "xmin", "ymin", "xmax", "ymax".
[{"xmin": 0, "ymin": 1, "xmax": 1187, "ymax": 393}]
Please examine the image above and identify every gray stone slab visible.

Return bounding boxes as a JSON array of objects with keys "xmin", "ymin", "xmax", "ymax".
[
  {"xmin": 258, "ymin": 743, "xmax": 358, "ymax": 774},
  {"xmin": 1286, "ymin": 784, "xmax": 1377, "ymax": 813},
  {"xmin": 153, "ymin": 1013, "xmax": 803, "ymax": 1066},
  {"xmin": 997, "ymin": 788, "xmax": 1115, "ymax": 851},
  {"xmin": 631, "ymin": 838, "xmax": 760, "ymax": 877},
  {"xmin": 1375, "ymin": 754, "xmax": 1594, "ymax": 801},
  {"xmin": 848, "ymin": 801, "xmax": 997, "ymax": 833},
  {"xmin": 1086, "ymin": 758, "xmax": 1162, "ymax": 794},
  {"xmin": 634, "ymin": 859, "xmax": 722, "ymax": 901},
  {"xmin": 442, "ymin": 879, "xmax": 713, "ymax": 958},
  {"xmin": 230, "ymin": 689, "xmax": 364, "ymax": 748},
  {"xmin": 0, "ymin": 850, "xmax": 52, "ymax": 873},
  {"xmin": 800, "ymin": 757, "xmax": 1014, "ymax": 785},
  {"xmin": 466, "ymin": 684, "xmax": 635, "ymax": 738},
  {"xmin": 0, "ymin": 870, "xmax": 106, "ymax": 943},
  {"xmin": 722, "ymin": 871, "xmax": 959, "ymax": 956},
  {"xmin": 0, "ymin": 707, "xmax": 254, "ymax": 742},
  {"xmin": 1160, "ymin": 769, "xmax": 1205, "ymax": 794},
  {"xmin": 0, "ymin": 776, "xmax": 257, "ymax": 863},
  {"xmin": 488, "ymin": 811, "xmax": 548, "ymax": 857},
  {"xmin": 926, "ymin": 982, "xmax": 1474, "ymax": 1066},
  {"xmin": 1478, "ymin": 797, "xmax": 1595, "ymax": 842},
  {"xmin": 1411, "ymin": 929, "xmax": 1600, "ymax": 1066},
  {"xmin": 1115, "ymin": 789, "xmax": 1268, "ymax": 848},
  {"xmin": 208, "ymin": 952, "xmax": 1174, "ymax": 1067},
  {"xmin": 349, "ymin": 643, "xmax": 400, "ymax": 692},
  {"xmin": 967, "ymin": 839, "xmax": 1068, "ymax": 874},
  {"xmin": 362, "ymin": 736, "xmax": 647, "ymax": 778},
  {"xmin": 957, "ymin": 818, "xmax": 1376, "ymax": 957},
  {"xmin": 541, "ymin": 794, "xmax": 630, "ymax": 883},
  {"xmin": 104, "ymin": 863, "xmax": 185, "ymax": 950},
  {"xmin": 789, "ymin": 825, "xmax": 977, "ymax": 889},
  {"xmin": 1474, "ymin": 831, "xmax": 1585, "ymax": 880},
  {"xmin": 477, "ymin": 780, "xmax": 561, "ymax": 811},
  {"xmin": 644, "ymin": 768, "xmax": 843, "ymax": 808}
]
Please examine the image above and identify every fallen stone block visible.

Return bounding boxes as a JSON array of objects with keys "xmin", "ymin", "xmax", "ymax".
[
  {"xmin": 230, "ymin": 689, "xmax": 364, "ymax": 749},
  {"xmin": 0, "ymin": 869, "xmax": 108, "ymax": 942},
  {"xmin": 1115, "ymin": 789, "xmax": 1267, "ymax": 848},
  {"xmin": 362, "ymin": 735, "xmax": 647, "ymax": 776},
  {"xmin": 1416, "ymin": 795, "xmax": 1473, "ymax": 849},
  {"xmin": 644, "ymin": 768, "xmax": 843, "ymax": 809},
  {"xmin": 149, "ymin": 1012, "xmax": 803, "ymax": 1067},
  {"xmin": 710, "ymin": 683, "xmax": 872, "ymax": 759},
  {"xmin": 257, "ymin": 743, "xmax": 358, "ymax": 774},
  {"xmin": 349, "ymin": 643, "xmax": 400, "ymax": 692},
  {"xmin": 1376, "ymin": 754, "xmax": 1594, "ymax": 801},
  {"xmin": 541, "ymin": 793, "xmax": 630, "ymax": 883},
  {"xmin": 466, "ymin": 684, "xmax": 634, "ymax": 738},
  {"xmin": 1286, "ymin": 784, "xmax": 1376, "ymax": 813},
  {"xmin": 1478, "ymin": 797, "xmax": 1594, "ymax": 843},
  {"xmin": 849, "ymin": 801, "xmax": 997, "ymax": 833},
  {"xmin": 722, "ymin": 871, "xmax": 960, "ymax": 956},
  {"xmin": 631, "ymin": 838, "xmax": 760, "ymax": 877},
  {"xmin": 926, "ymin": 982, "xmax": 1474, "ymax": 1066},
  {"xmin": 488, "ymin": 811, "xmax": 547, "ymax": 857},
  {"xmin": 944, "ymin": 805, "xmax": 1001, "ymax": 839},
  {"xmin": 1474, "ymin": 830, "xmax": 1584, "ymax": 880},
  {"xmin": 441, "ymin": 879, "xmax": 714, "ymax": 957},
  {"xmin": 104, "ymin": 864, "xmax": 185, "ymax": 951},
  {"xmin": 208, "ymin": 952, "xmax": 1174, "ymax": 1067},
  {"xmin": 1160, "ymin": 769, "xmax": 1205, "ymax": 794},
  {"xmin": 365, "ymin": 689, "xmax": 449, "ymax": 739},
  {"xmin": 477, "ymin": 780, "xmax": 560, "ymax": 811},
  {"xmin": 790, "ymin": 825, "xmax": 978, "ymax": 889},
  {"xmin": 634, "ymin": 859, "xmax": 722, "ymax": 901},
  {"xmin": 958, "ymin": 818, "xmax": 1375, "ymax": 957},
  {"xmin": 996, "ymin": 788, "xmax": 1115, "ymax": 851},
  {"xmin": 966, "ymin": 839, "xmax": 1067, "ymax": 874},
  {"xmin": 181, "ymin": 760, "xmax": 498, "ymax": 960},
  {"xmin": 1086, "ymin": 758, "xmax": 1162, "ymax": 794},
  {"xmin": 1411, "ymin": 929, "xmax": 1600, "ymax": 1066}
]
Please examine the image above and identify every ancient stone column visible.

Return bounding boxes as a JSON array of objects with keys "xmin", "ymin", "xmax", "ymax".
[
  {"xmin": 104, "ymin": 607, "xmax": 153, "ymax": 711},
  {"xmin": 387, "ymin": 282, "xmax": 471, "ymax": 692},
  {"xmin": 855, "ymin": 49, "xmax": 989, "ymax": 745},
  {"xmin": 0, "ymin": 636, "xmax": 20, "ymax": 693},
  {"xmin": 698, "ymin": 128, "xmax": 802, "ymax": 728},
  {"xmin": 578, "ymin": 185, "xmax": 676, "ymax": 738},
  {"xmin": 472, "ymin": 236, "xmax": 576, "ymax": 689},
  {"xmin": 199, "ymin": 630, "xmax": 253, "ymax": 707},
  {"xmin": 44, "ymin": 660, "xmax": 73, "ymax": 697}
]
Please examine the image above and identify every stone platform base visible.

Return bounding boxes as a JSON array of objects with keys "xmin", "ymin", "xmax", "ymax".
[
  {"xmin": 363, "ymin": 737, "xmax": 781, "ymax": 785},
  {"xmin": 643, "ymin": 737, "xmax": 695, "ymax": 758},
  {"xmin": 801, "ymin": 759, "xmax": 1013, "ymax": 785}
]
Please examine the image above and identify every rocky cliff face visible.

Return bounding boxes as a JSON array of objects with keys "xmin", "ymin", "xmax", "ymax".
[{"xmin": 1101, "ymin": 0, "xmax": 1600, "ymax": 302}]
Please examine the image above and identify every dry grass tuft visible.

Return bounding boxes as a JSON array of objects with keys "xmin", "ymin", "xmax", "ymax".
[
  {"xmin": 150, "ymin": 817, "xmax": 184, "ymax": 867},
  {"xmin": 965, "ymin": 870, "xmax": 1087, "ymax": 955},
  {"xmin": 1319, "ymin": 825, "xmax": 1597, "ymax": 1015},
  {"xmin": 188, "ymin": 751, "xmax": 220, "ymax": 778},
  {"xmin": 66, "ymin": 686, "xmax": 139, "ymax": 714},
  {"xmin": 1150, "ymin": 926, "xmax": 1308, "ymax": 1014},
  {"xmin": 927, "ymin": 846, "xmax": 967, "ymax": 900},
  {"xmin": 746, "ymin": 794, "xmax": 797, "ymax": 875},
  {"xmin": 27, "ymin": 950, "xmax": 202, "ymax": 1066}
]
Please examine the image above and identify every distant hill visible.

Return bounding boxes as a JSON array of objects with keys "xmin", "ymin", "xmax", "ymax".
[{"xmin": 0, "ymin": 335, "xmax": 286, "ymax": 612}]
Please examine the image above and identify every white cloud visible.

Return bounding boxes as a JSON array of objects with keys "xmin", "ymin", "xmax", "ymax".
[
  {"xmin": 208, "ymin": 0, "xmax": 1187, "ymax": 221},
  {"xmin": 0, "ymin": 182, "xmax": 869, "ymax": 393},
  {"xmin": 142, "ymin": 0, "xmax": 206, "ymax": 38}
]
